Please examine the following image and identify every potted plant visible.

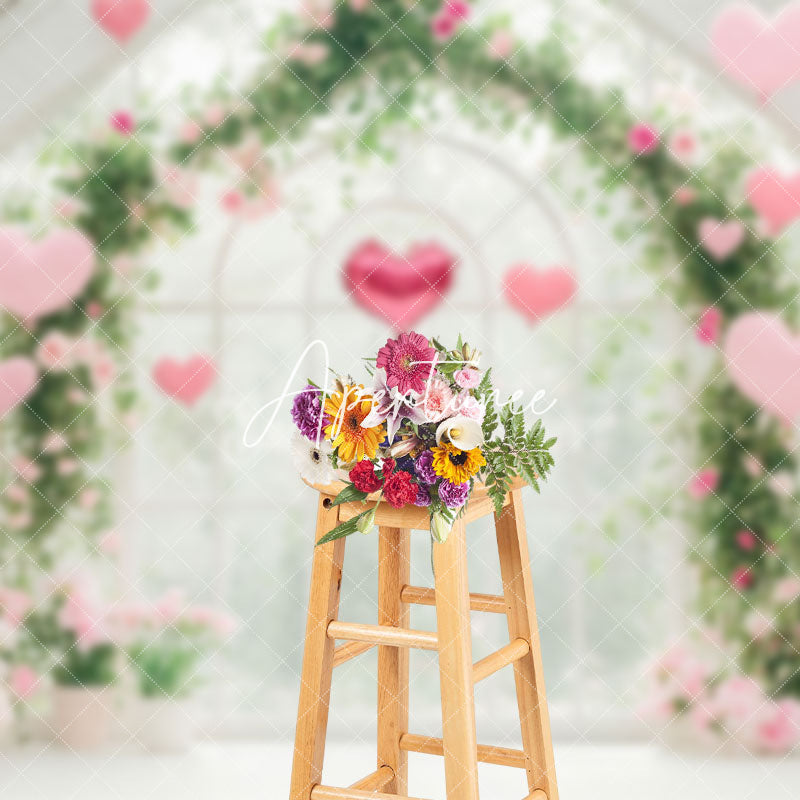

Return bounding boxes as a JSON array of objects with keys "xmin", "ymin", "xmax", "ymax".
[
  {"xmin": 117, "ymin": 590, "xmax": 235, "ymax": 753},
  {"xmin": 25, "ymin": 581, "xmax": 119, "ymax": 750}
]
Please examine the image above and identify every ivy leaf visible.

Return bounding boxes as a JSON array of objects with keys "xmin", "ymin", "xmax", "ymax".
[
  {"xmin": 316, "ymin": 508, "xmax": 373, "ymax": 545},
  {"xmin": 330, "ymin": 484, "xmax": 369, "ymax": 506}
]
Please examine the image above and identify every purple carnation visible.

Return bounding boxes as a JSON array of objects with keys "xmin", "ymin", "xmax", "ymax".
[
  {"xmin": 438, "ymin": 479, "xmax": 470, "ymax": 509},
  {"xmin": 414, "ymin": 484, "xmax": 432, "ymax": 507},
  {"xmin": 291, "ymin": 385, "xmax": 328, "ymax": 441},
  {"xmin": 414, "ymin": 450, "xmax": 437, "ymax": 485}
]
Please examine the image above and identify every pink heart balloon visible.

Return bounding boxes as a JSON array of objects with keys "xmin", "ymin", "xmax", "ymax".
[
  {"xmin": 0, "ymin": 357, "xmax": 38, "ymax": 418},
  {"xmin": 745, "ymin": 168, "xmax": 800, "ymax": 234},
  {"xmin": 0, "ymin": 228, "xmax": 95, "ymax": 321},
  {"xmin": 345, "ymin": 240, "xmax": 455, "ymax": 295},
  {"xmin": 152, "ymin": 355, "xmax": 216, "ymax": 406},
  {"xmin": 503, "ymin": 264, "xmax": 577, "ymax": 323},
  {"xmin": 92, "ymin": 0, "xmax": 150, "ymax": 43},
  {"xmin": 712, "ymin": 4, "xmax": 800, "ymax": 97},
  {"xmin": 724, "ymin": 312, "xmax": 800, "ymax": 422},
  {"xmin": 343, "ymin": 240, "xmax": 456, "ymax": 330},
  {"xmin": 698, "ymin": 217, "xmax": 745, "ymax": 260}
]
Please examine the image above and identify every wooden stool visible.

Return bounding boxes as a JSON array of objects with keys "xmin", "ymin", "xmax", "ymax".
[{"xmin": 289, "ymin": 477, "xmax": 559, "ymax": 800}]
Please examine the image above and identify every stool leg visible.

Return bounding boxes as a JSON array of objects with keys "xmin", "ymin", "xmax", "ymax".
[
  {"xmin": 433, "ymin": 518, "xmax": 480, "ymax": 800},
  {"xmin": 377, "ymin": 526, "xmax": 411, "ymax": 794},
  {"xmin": 289, "ymin": 496, "xmax": 346, "ymax": 800},
  {"xmin": 495, "ymin": 490, "xmax": 559, "ymax": 800}
]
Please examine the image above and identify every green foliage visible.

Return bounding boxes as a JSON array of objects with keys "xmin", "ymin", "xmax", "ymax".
[
  {"xmin": 481, "ymin": 403, "xmax": 557, "ymax": 515},
  {"xmin": 53, "ymin": 643, "xmax": 117, "ymax": 688},
  {"xmin": 129, "ymin": 641, "xmax": 201, "ymax": 698}
]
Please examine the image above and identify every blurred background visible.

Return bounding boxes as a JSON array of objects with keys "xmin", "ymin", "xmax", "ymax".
[{"xmin": 1, "ymin": 0, "xmax": 799, "ymax": 798}]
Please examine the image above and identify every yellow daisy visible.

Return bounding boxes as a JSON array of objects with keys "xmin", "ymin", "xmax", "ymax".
[
  {"xmin": 324, "ymin": 384, "xmax": 384, "ymax": 463},
  {"xmin": 431, "ymin": 443, "xmax": 486, "ymax": 484}
]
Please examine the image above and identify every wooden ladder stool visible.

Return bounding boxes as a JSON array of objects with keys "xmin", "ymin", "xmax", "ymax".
[{"xmin": 289, "ymin": 477, "xmax": 559, "ymax": 800}]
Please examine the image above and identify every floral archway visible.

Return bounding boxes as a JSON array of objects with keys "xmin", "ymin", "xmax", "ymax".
[{"xmin": 1, "ymin": 0, "xmax": 798, "ymax": 732}]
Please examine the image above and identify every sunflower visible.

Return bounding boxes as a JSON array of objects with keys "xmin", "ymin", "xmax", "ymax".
[
  {"xmin": 431, "ymin": 442, "xmax": 486, "ymax": 484},
  {"xmin": 324, "ymin": 384, "xmax": 385, "ymax": 463}
]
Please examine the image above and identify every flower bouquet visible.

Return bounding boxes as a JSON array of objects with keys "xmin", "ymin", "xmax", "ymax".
[{"xmin": 290, "ymin": 332, "xmax": 556, "ymax": 545}]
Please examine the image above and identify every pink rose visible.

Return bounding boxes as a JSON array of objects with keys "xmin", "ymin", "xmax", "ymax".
[
  {"xmin": 8, "ymin": 665, "xmax": 39, "ymax": 698},
  {"xmin": 674, "ymin": 186, "xmax": 696, "ymax": 206},
  {"xmin": 86, "ymin": 302, "xmax": 103, "ymax": 319},
  {"xmin": 288, "ymin": 41, "xmax": 330, "ymax": 66},
  {"xmin": 774, "ymin": 577, "xmax": 800, "ymax": 604},
  {"xmin": 302, "ymin": 0, "xmax": 335, "ymax": 28},
  {"xmin": 12, "ymin": 457, "xmax": 41, "ymax": 484},
  {"xmin": 431, "ymin": 11, "xmax": 458, "ymax": 40},
  {"xmin": 736, "ymin": 530, "xmax": 758, "ymax": 551},
  {"xmin": 688, "ymin": 468, "xmax": 719, "ymax": 499},
  {"xmin": 712, "ymin": 676, "xmax": 764, "ymax": 726},
  {"xmin": 668, "ymin": 130, "xmax": 696, "ymax": 163},
  {"xmin": 755, "ymin": 700, "xmax": 800, "ymax": 754},
  {"xmin": 444, "ymin": 0, "xmax": 470, "ymax": 18},
  {"xmin": 78, "ymin": 488, "xmax": 101, "ymax": 510},
  {"xmin": 742, "ymin": 455, "xmax": 762, "ymax": 478},
  {"xmin": 204, "ymin": 103, "xmax": 226, "ymax": 128},
  {"xmin": 488, "ymin": 29, "xmax": 514, "ymax": 60},
  {"xmin": 178, "ymin": 120, "xmax": 203, "ymax": 144},
  {"xmin": 110, "ymin": 110, "xmax": 135, "ymax": 135},
  {"xmin": 57, "ymin": 458, "xmax": 79, "ymax": 477},
  {"xmin": 37, "ymin": 331, "xmax": 75, "ymax": 371},
  {"xmin": 0, "ymin": 587, "xmax": 32, "ymax": 626},
  {"xmin": 349, "ymin": 0, "xmax": 369, "ymax": 10},
  {"xmin": 454, "ymin": 368, "xmax": 481, "ymax": 388},
  {"xmin": 4, "ymin": 483, "xmax": 28, "ymax": 503},
  {"xmin": 628, "ymin": 123, "xmax": 659, "ymax": 155},
  {"xmin": 221, "ymin": 189, "xmax": 245, "ymax": 213},
  {"xmin": 696, "ymin": 307, "xmax": 722, "ymax": 345},
  {"xmin": 91, "ymin": 357, "xmax": 115, "ymax": 388},
  {"xmin": 99, "ymin": 530, "xmax": 123, "ymax": 556},
  {"xmin": 731, "ymin": 566, "xmax": 754, "ymax": 592},
  {"xmin": 58, "ymin": 590, "xmax": 107, "ymax": 651}
]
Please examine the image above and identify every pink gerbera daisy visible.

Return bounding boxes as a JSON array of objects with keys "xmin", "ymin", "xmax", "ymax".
[{"xmin": 376, "ymin": 332, "xmax": 436, "ymax": 395}]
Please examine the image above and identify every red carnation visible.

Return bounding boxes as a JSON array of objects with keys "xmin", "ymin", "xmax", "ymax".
[
  {"xmin": 383, "ymin": 470, "xmax": 417, "ymax": 509},
  {"xmin": 381, "ymin": 458, "xmax": 396, "ymax": 478},
  {"xmin": 349, "ymin": 459, "xmax": 382, "ymax": 493}
]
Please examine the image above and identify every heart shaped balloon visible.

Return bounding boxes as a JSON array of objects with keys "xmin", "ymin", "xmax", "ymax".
[
  {"xmin": 92, "ymin": 0, "xmax": 150, "ymax": 43},
  {"xmin": 698, "ymin": 218, "xmax": 745, "ymax": 260},
  {"xmin": 0, "ymin": 228, "xmax": 95, "ymax": 321},
  {"xmin": 343, "ymin": 240, "xmax": 456, "ymax": 330},
  {"xmin": 503, "ymin": 264, "xmax": 577, "ymax": 323},
  {"xmin": 0, "ymin": 357, "xmax": 38, "ymax": 418},
  {"xmin": 724, "ymin": 312, "xmax": 800, "ymax": 422},
  {"xmin": 153, "ymin": 355, "xmax": 216, "ymax": 406},
  {"xmin": 712, "ymin": 4, "xmax": 800, "ymax": 97},
  {"xmin": 745, "ymin": 168, "xmax": 800, "ymax": 234}
]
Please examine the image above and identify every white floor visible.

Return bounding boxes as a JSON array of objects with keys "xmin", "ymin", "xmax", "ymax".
[{"xmin": 0, "ymin": 742, "xmax": 798, "ymax": 799}]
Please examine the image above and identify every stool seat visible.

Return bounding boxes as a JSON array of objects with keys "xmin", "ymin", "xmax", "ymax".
[
  {"xmin": 289, "ymin": 480, "xmax": 559, "ymax": 800},
  {"xmin": 302, "ymin": 476, "xmax": 528, "ymax": 530}
]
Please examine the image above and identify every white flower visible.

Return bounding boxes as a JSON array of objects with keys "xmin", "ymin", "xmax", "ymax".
[
  {"xmin": 290, "ymin": 431, "xmax": 335, "ymax": 485},
  {"xmin": 435, "ymin": 415, "xmax": 484, "ymax": 451}
]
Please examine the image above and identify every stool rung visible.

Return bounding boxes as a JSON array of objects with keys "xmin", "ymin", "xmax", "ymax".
[
  {"xmin": 400, "ymin": 585, "xmax": 507, "ymax": 614},
  {"xmin": 473, "ymin": 638, "xmax": 530, "ymax": 683},
  {"xmin": 328, "ymin": 621, "xmax": 438, "ymax": 651},
  {"xmin": 311, "ymin": 787, "xmax": 431, "ymax": 800},
  {"xmin": 399, "ymin": 733, "xmax": 527, "ymax": 768},
  {"xmin": 524, "ymin": 791, "xmax": 548, "ymax": 800},
  {"xmin": 348, "ymin": 765, "xmax": 394, "ymax": 791},
  {"xmin": 333, "ymin": 640, "xmax": 375, "ymax": 667}
]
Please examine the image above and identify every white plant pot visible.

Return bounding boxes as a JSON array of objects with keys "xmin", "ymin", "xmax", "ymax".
[
  {"xmin": 134, "ymin": 696, "xmax": 195, "ymax": 753},
  {"xmin": 51, "ymin": 686, "xmax": 115, "ymax": 751}
]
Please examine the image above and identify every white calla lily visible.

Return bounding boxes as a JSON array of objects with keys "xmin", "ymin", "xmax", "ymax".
[{"xmin": 435, "ymin": 415, "xmax": 484, "ymax": 450}]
